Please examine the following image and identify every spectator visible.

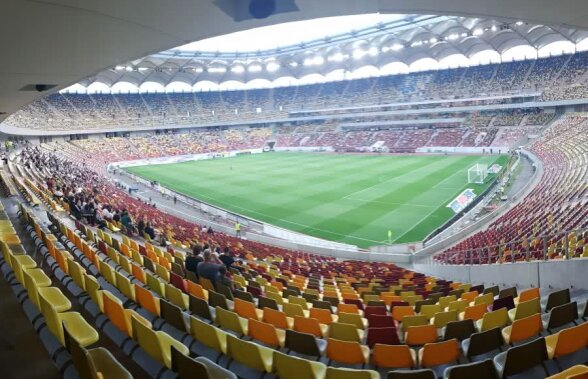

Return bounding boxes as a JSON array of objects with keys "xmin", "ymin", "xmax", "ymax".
[
  {"xmin": 217, "ymin": 265, "xmax": 234, "ymax": 292},
  {"xmin": 185, "ymin": 245, "xmax": 203, "ymax": 275},
  {"xmin": 197, "ymin": 250, "xmax": 223, "ymax": 285},
  {"xmin": 137, "ymin": 218, "xmax": 145, "ymax": 236},
  {"xmin": 144, "ymin": 222, "xmax": 155, "ymax": 240},
  {"xmin": 120, "ymin": 210, "xmax": 134, "ymax": 233},
  {"xmin": 219, "ymin": 247, "xmax": 235, "ymax": 270}
]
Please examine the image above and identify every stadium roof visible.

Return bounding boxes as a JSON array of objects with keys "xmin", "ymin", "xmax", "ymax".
[
  {"xmin": 75, "ymin": 14, "xmax": 588, "ymax": 91},
  {"xmin": 3, "ymin": 0, "xmax": 588, "ymax": 123}
]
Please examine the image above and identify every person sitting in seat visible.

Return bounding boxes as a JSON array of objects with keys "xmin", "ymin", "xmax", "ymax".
[
  {"xmin": 197, "ymin": 250, "xmax": 223, "ymax": 285},
  {"xmin": 144, "ymin": 222, "xmax": 155, "ymax": 240},
  {"xmin": 185, "ymin": 245, "xmax": 203, "ymax": 276}
]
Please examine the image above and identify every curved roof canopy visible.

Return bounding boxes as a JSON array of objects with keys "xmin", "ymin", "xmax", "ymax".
[{"xmin": 76, "ymin": 14, "xmax": 588, "ymax": 90}]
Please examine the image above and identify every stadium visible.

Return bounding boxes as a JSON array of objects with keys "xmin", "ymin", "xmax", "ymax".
[{"xmin": 1, "ymin": 1, "xmax": 588, "ymax": 378}]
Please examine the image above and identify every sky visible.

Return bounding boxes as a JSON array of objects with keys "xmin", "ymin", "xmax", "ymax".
[{"xmin": 175, "ymin": 14, "xmax": 408, "ymax": 53}]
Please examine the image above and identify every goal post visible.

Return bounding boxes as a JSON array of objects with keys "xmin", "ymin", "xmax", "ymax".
[{"xmin": 467, "ymin": 163, "xmax": 488, "ymax": 184}]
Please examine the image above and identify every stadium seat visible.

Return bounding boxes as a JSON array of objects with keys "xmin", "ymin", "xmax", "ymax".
[
  {"xmin": 326, "ymin": 338, "xmax": 370, "ymax": 366},
  {"xmin": 189, "ymin": 316, "xmax": 227, "ymax": 360},
  {"xmin": 134, "ymin": 284, "xmax": 161, "ymax": 316},
  {"xmin": 103, "ymin": 290, "xmax": 150, "ymax": 338},
  {"xmin": 544, "ymin": 321, "xmax": 588, "ymax": 360},
  {"xmin": 508, "ymin": 298, "xmax": 540, "ymax": 322},
  {"xmin": 328, "ymin": 322, "xmax": 364, "ymax": 342},
  {"xmin": 189, "ymin": 294, "xmax": 214, "ymax": 322},
  {"xmin": 326, "ymin": 366, "xmax": 379, "ymax": 379},
  {"xmin": 462, "ymin": 327, "xmax": 504, "ymax": 360},
  {"xmin": 372, "ymin": 343, "xmax": 416, "ymax": 369},
  {"xmin": 418, "ymin": 339, "xmax": 460, "ymax": 368},
  {"xmin": 39, "ymin": 290, "xmax": 99, "ymax": 347},
  {"xmin": 405, "ymin": 324, "xmax": 438, "ymax": 346},
  {"xmin": 443, "ymin": 359, "xmax": 498, "ymax": 379},
  {"xmin": 431, "ymin": 310, "xmax": 458, "ymax": 329},
  {"xmin": 544, "ymin": 289, "xmax": 571, "ymax": 313},
  {"xmin": 131, "ymin": 314, "xmax": 189, "ymax": 369},
  {"xmin": 273, "ymin": 350, "xmax": 327, "ymax": 379},
  {"xmin": 215, "ymin": 306, "xmax": 247, "ymax": 336},
  {"xmin": 248, "ymin": 318, "xmax": 285, "ymax": 348},
  {"xmin": 294, "ymin": 315, "xmax": 328, "ymax": 338},
  {"xmin": 226, "ymin": 334, "xmax": 273, "ymax": 374},
  {"xmin": 545, "ymin": 365, "xmax": 588, "ymax": 379},
  {"xmin": 459, "ymin": 304, "xmax": 487, "ymax": 321},
  {"xmin": 442, "ymin": 319, "xmax": 476, "ymax": 342},
  {"xmin": 476, "ymin": 308, "xmax": 509, "ymax": 332},
  {"xmin": 502, "ymin": 313, "xmax": 543, "ymax": 345},
  {"xmin": 263, "ymin": 307, "xmax": 294, "ymax": 329},
  {"xmin": 387, "ymin": 369, "xmax": 435, "ymax": 379},
  {"xmin": 284, "ymin": 329, "xmax": 326, "ymax": 358},
  {"xmin": 543, "ymin": 302, "xmax": 578, "ymax": 332},
  {"xmin": 233, "ymin": 298, "xmax": 263, "ymax": 321},
  {"xmin": 366, "ymin": 326, "xmax": 400, "ymax": 347},
  {"xmin": 493, "ymin": 337, "xmax": 549, "ymax": 378},
  {"xmin": 171, "ymin": 345, "xmax": 237, "ymax": 379},
  {"xmin": 64, "ymin": 324, "xmax": 133, "ymax": 379}
]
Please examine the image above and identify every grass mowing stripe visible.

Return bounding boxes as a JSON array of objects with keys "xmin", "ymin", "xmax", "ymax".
[{"xmin": 127, "ymin": 152, "xmax": 506, "ymax": 248}]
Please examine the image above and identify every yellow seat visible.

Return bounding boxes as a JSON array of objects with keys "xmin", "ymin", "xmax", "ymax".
[
  {"xmin": 476, "ymin": 307, "xmax": 509, "ymax": 332},
  {"xmin": 189, "ymin": 316, "xmax": 227, "ymax": 357},
  {"xmin": 215, "ymin": 306, "xmax": 248, "ymax": 336},
  {"xmin": 227, "ymin": 334, "xmax": 273, "ymax": 374},
  {"xmin": 420, "ymin": 304, "xmax": 443, "ymax": 320},
  {"xmin": 430, "ymin": 310, "xmax": 458, "ymax": 329},
  {"xmin": 131, "ymin": 314, "xmax": 189, "ymax": 369},
  {"xmin": 164, "ymin": 283, "xmax": 189, "ymax": 310},
  {"xmin": 337, "ymin": 312, "xmax": 368, "ymax": 330},
  {"xmin": 328, "ymin": 322, "xmax": 364, "ymax": 343},
  {"xmin": 84, "ymin": 273, "xmax": 105, "ymax": 312},
  {"xmin": 115, "ymin": 272, "xmax": 136, "ymax": 302},
  {"xmin": 546, "ymin": 365, "xmax": 588, "ymax": 379},
  {"xmin": 283, "ymin": 302, "xmax": 309, "ymax": 318},
  {"xmin": 401, "ymin": 315, "xmax": 428, "ymax": 332},
  {"xmin": 39, "ymin": 290, "xmax": 99, "ymax": 347},
  {"xmin": 273, "ymin": 350, "xmax": 327, "ymax": 379},
  {"xmin": 325, "ymin": 367, "xmax": 379, "ymax": 379},
  {"xmin": 146, "ymin": 273, "xmax": 165, "ymax": 298},
  {"xmin": 508, "ymin": 298, "xmax": 541, "ymax": 322}
]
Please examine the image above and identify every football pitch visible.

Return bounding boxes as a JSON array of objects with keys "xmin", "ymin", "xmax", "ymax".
[{"xmin": 126, "ymin": 152, "xmax": 507, "ymax": 248}]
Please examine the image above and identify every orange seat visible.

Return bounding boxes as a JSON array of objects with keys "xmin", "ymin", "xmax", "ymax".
[
  {"xmin": 134, "ymin": 284, "xmax": 161, "ymax": 316},
  {"xmin": 460, "ymin": 291, "xmax": 479, "ymax": 303},
  {"xmin": 309, "ymin": 308, "xmax": 336, "ymax": 325},
  {"xmin": 234, "ymin": 298, "xmax": 263, "ymax": 321},
  {"xmin": 338, "ymin": 303, "xmax": 361, "ymax": 315},
  {"xmin": 516, "ymin": 288, "xmax": 540, "ymax": 304},
  {"xmin": 294, "ymin": 316, "xmax": 328, "ymax": 338},
  {"xmin": 186, "ymin": 280, "xmax": 207, "ymax": 301},
  {"xmin": 405, "ymin": 325, "xmax": 438, "ymax": 346},
  {"xmin": 248, "ymin": 318, "xmax": 285, "ymax": 348},
  {"xmin": 545, "ymin": 321, "xmax": 588, "ymax": 360},
  {"xmin": 131, "ymin": 264, "xmax": 146, "ymax": 284},
  {"xmin": 392, "ymin": 306, "xmax": 415, "ymax": 322},
  {"xmin": 419, "ymin": 339, "xmax": 460, "ymax": 368},
  {"xmin": 460, "ymin": 303, "xmax": 487, "ymax": 321},
  {"xmin": 372, "ymin": 344, "xmax": 416, "ymax": 369},
  {"xmin": 326, "ymin": 338, "xmax": 370, "ymax": 365},
  {"xmin": 262, "ymin": 307, "xmax": 293, "ymax": 330},
  {"xmin": 502, "ymin": 313, "xmax": 543, "ymax": 344}
]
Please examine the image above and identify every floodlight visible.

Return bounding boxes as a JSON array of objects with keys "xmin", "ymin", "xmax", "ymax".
[
  {"xmin": 248, "ymin": 65, "xmax": 262, "ymax": 72},
  {"xmin": 391, "ymin": 43, "xmax": 404, "ymax": 51},
  {"xmin": 266, "ymin": 62, "xmax": 280, "ymax": 72},
  {"xmin": 231, "ymin": 66, "xmax": 245, "ymax": 73}
]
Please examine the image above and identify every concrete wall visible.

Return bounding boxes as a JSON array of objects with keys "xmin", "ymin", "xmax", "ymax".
[{"xmin": 414, "ymin": 258, "xmax": 588, "ymax": 290}]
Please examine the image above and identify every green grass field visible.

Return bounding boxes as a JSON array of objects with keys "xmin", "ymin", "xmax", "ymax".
[{"xmin": 127, "ymin": 152, "xmax": 507, "ymax": 248}]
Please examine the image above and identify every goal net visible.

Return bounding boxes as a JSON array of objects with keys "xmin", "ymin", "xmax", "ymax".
[{"xmin": 467, "ymin": 163, "xmax": 488, "ymax": 184}]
